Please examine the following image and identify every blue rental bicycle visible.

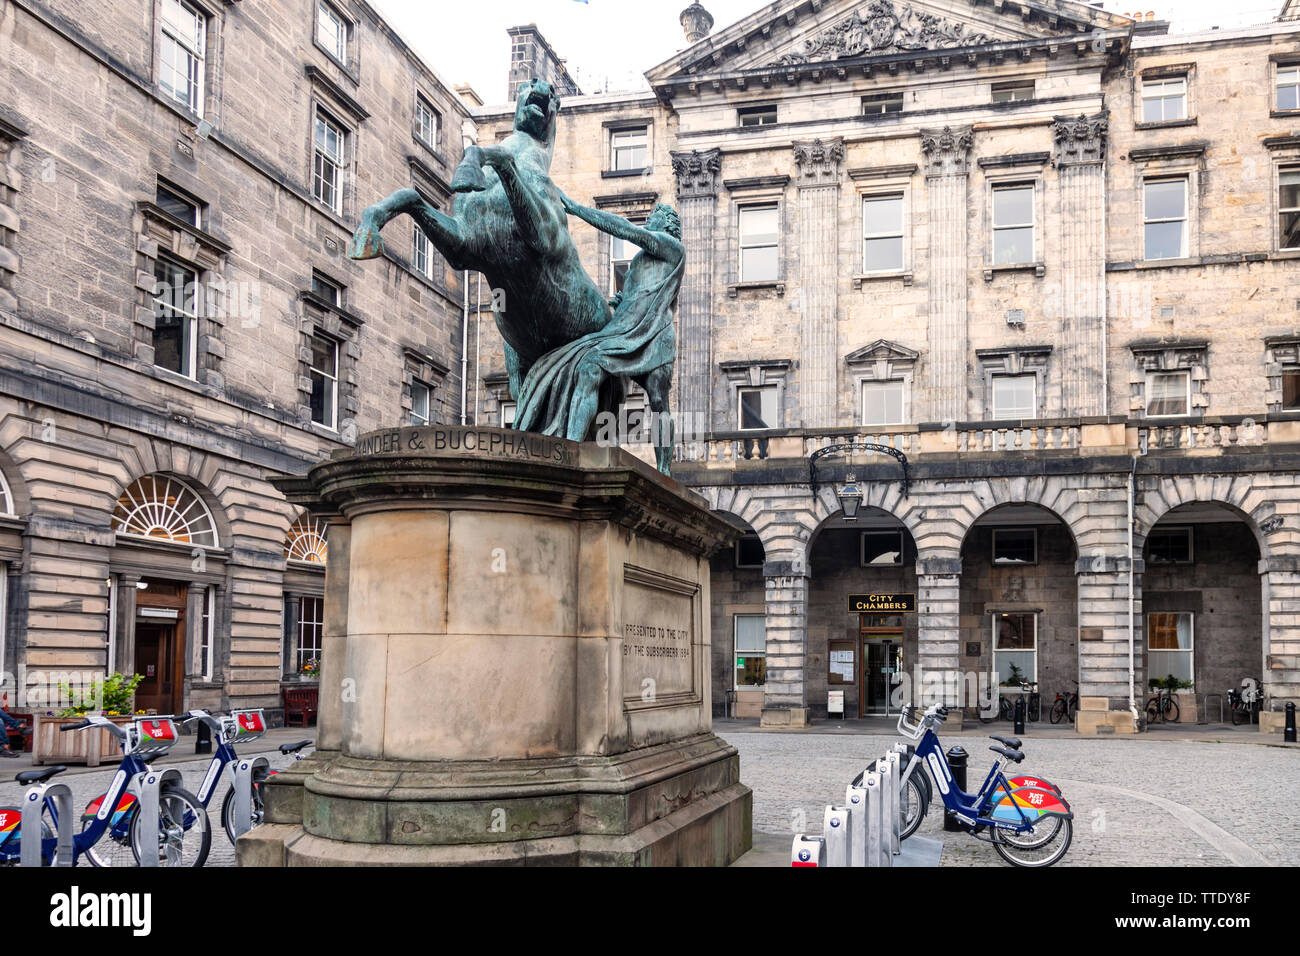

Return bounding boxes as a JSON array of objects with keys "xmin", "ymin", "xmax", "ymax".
[
  {"xmin": 182, "ymin": 709, "xmax": 312, "ymax": 843},
  {"xmin": 0, "ymin": 714, "xmax": 210, "ymax": 867},
  {"xmin": 895, "ymin": 703, "xmax": 1074, "ymax": 866}
]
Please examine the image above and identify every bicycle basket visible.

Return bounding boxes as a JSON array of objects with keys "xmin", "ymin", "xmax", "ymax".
[
  {"xmin": 896, "ymin": 706, "xmax": 925, "ymax": 740},
  {"xmin": 126, "ymin": 717, "xmax": 179, "ymax": 758},
  {"xmin": 225, "ymin": 709, "xmax": 267, "ymax": 744}
]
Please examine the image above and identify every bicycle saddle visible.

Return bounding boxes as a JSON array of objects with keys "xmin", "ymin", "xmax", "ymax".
[
  {"xmin": 989, "ymin": 735, "xmax": 1022, "ymax": 750},
  {"xmin": 989, "ymin": 746, "xmax": 1024, "ymax": 764},
  {"xmin": 280, "ymin": 739, "xmax": 313, "ymax": 755},
  {"xmin": 16, "ymin": 766, "xmax": 67, "ymax": 785}
]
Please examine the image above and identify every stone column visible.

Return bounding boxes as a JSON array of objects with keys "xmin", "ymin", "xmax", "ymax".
[
  {"xmin": 1261, "ymin": 558, "xmax": 1300, "ymax": 703},
  {"xmin": 1076, "ymin": 556, "xmax": 1139, "ymax": 703},
  {"xmin": 915, "ymin": 557, "xmax": 961, "ymax": 706},
  {"xmin": 315, "ymin": 519, "xmax": 350, "ymax": 755},
  {"xmin": 671, "ymin": 149, "xmax": 722, "ymax": 434},
  {"xmin": 113, "ymin": 573, "xmax": 140, "ymax": 680},
  {"xmin": 922, "ymin": 127, "xmax": 973, "ymax": 424},
  {"xmin": 1054, "ymin": 114, "xmax": 1109, "ymax": 417},
  {"xmin": 760, "ymin": 563, "xmax": 809, "ymax": 726},
  {"xmin": 793, "ymin": 139, "xmax": 844, "ymax": 428}
]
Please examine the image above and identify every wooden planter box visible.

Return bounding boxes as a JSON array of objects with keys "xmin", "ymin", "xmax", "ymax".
[{"xmin": 34, "ymin": 715, "xmax": 131, "ymax": 767}]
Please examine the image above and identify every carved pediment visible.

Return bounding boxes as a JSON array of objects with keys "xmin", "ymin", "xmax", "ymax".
[
  {"xmin": 846, "ymin": 339, "xmax": 919, "ymax": 365},
  {"xmin": 774, "ymin": 1, "xmax": 991, "ymax": 66}
]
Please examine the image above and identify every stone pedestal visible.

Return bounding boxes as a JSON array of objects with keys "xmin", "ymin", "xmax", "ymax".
[{"xmin": 240, "ymin": 425, "xmax": 752, "ymax": 866}]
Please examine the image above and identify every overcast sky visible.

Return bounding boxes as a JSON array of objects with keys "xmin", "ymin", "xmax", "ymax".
[{"xmin": 368, "ymin": 0, "xmax": 1292, "ymax": 105}]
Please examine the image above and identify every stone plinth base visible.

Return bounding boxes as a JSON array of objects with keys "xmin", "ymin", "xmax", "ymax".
[
  {"xmin": 246, "ymin": 425, "xmax": 752, "ymax": 866},
  {"xmin": 1076, "ymin": 710, "xmax": 1137, "ymax": 735},
  {"xmin": 1259, "ymin": 711, "xmax": 1292, "ymax": 735}
]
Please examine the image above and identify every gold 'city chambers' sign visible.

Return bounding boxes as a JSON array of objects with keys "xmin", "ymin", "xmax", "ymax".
[{"xmin": 849, "ymin": 593, "xmax": 916, "ymax": 613}]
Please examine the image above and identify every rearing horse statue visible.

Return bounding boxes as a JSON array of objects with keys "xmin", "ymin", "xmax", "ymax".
[{"xmin": 347, "ymin": 78, "xmax": 614, "ymax": 403}]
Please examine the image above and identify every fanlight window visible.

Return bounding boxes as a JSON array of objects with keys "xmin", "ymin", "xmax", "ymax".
[
  {"xmin": 112, "ymin": 475, "xmax": 218, "ymax": 547},
  {"xmin": 285, "ymin": 513, "xmax": 328, "ymax": 564},
  {"xmin": 0, "ymin": 469, "xmax": 12, "ymax": 516}
]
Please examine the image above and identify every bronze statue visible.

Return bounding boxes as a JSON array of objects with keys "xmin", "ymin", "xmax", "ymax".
[{"xmin": 348, "ymin": 78, "xmax": 682, "ymax": 475}]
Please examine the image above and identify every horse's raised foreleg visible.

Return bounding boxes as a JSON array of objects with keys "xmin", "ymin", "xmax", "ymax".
[{"xmin": 349, "ymin": 188, "xmax": 469, "ymax": 270}]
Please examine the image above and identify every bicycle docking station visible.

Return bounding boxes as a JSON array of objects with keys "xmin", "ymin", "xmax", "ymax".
[
  {"xmin": 20, "ymin": 780, "xmax": 74, "ymax": 867},
  {"xmin": 230, "ymin": 756, "xmax": 271, "ymax": 841},
  {"xmin": 135, "ymin": 767, "xmax": 184, "ymax": 868},
  {"xmin": 791, "ymin": 745, "xmax": 908, "ymax": 868}
]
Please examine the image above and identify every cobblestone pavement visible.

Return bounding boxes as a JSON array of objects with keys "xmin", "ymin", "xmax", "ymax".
[
  {"xmin": 5, "ymin": 731, "xmax": 1295, "ymax": 867},
  {"xmin": 720, "ymin": 730, "xmax": 1300, "ymax": 866},
  {"xmin": 0, "ymin": 745, "xmax": 310, "ymax": 868}
]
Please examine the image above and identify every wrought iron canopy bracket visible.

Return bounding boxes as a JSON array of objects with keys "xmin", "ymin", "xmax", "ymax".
[{"xmin": 809, "ymin": 442, "xmax": 911, "ymax": 498}]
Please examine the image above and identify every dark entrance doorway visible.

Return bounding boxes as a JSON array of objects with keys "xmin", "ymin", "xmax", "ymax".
[
  {"xmin": 860, "ymin": 613, "xmax": 904, "ymax": 716},
  {"xmin": 134, "ymin": 580, "xmax": 187, "ymax": 714}
]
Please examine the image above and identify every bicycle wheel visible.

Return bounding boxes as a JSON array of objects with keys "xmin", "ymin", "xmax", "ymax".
[
  {"xmin": 1050, "ymin": 698, "xmax": 1067, "ymax": 725},
  {"xmin": 900, "ymin": 772, "xmax": 928, "ymax": 840},
  {"xmin": 1164, "ymin": 697, "xmax": 1180, "ymax": 723},
  {"xmin": 83, "ymin": 813, "xmax": 136, "ymax": 868},
  {"xmin": 1028, "ymin": 696, "xmax": 1041, "ymax": 722},
  {"xmin": 221, "ymin": 779, "xmax": 265, "ymax": 844},
  {"xmin": 1230, "ymin": 701, "xmax": 1246, "ymax": 725},
  {"xmin": 0, "ymin": 819, "xmax": 53, "ymax": 867},
  {"xmin": 992, "ymin": 817, "xmax": 1073, "ymax": 867},
  {"xmin": 130, "ymin": 787, "xmax": 210, "ymax": 867},
  {"xmin": 999, "ymin": 698, "xmax": 1011, "ymax": 721}
]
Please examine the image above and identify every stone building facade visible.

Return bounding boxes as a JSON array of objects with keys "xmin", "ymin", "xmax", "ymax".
[
  {"xmin": 471, "ymin": 0, "xmax": 1300, "ymax": 730},
  {"xmin": 0, "ymin": 0, "xmax": 474, "ymax": 719}
]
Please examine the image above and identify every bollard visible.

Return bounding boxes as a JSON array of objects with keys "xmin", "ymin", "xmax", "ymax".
[
  {"xmin": 845, "ymin": 784, "xmax": 869, "ymax": 867},
  {"xmin": 791, "ymin": 834, "xmax": 827, "ymax": 867},
  {"xmin": 1287, "ymin": 701, "xmax": 1297, "ymax": 743},
  {"xmin": 863, "ymin": 770, "xmax": 889, "ymax": 867},
  {"xmin": 195, "ymin": 719, "xmax": 212, "ymax": 755},
  {"xmin": 885, "ymin": 751, "xmax": 902, "ymax": 855},
  {"xmin": 943, "ymin": 746, "xmax": 968, "ymax": 832},
  {"xmin": 823, "ymin": 805, "xmax": 852, "ymax": 867},
  {"xmin": 1014, "ymin": 695, "xmax": 1026, "ymax": 735}
]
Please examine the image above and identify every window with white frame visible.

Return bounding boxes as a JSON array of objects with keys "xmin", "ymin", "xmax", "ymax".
[
  {"xmin": 297, "ymin": 596, "xmax": 324, "ymax": 674},
  {"xmin": 862, "ymin": 91, "xmax": 904, "ymax": 116},
  {"xmin": 413, "ymin": 224, "xmax": 434, "ymax": 279},
  {"xmin": 734, "ymin": 614, "xmax": 766, "ymax": 688},
  {"xmin": 738, "ymin": 204, "xmax": 779, "ymax": 282},
  {"xmin": 1278, "ymin": 66, "xmax": 1300, "ymax": 112},
  {"xmin": 199, "ymin": 586, "xmax": 214, "ymax": 681},
  {"xmin": 1280, "ymin": 168, "xmax": 1300, "ymax": 250},
  {"xmin": 991, "ymin": 374, "xmax": 1036, "ymax": 420},
  {"xmin": 311, "ymin": 271, "xmax": 343, "ymax": 307},
  {"xmin": 500, "ymin": 401, "xmax": 517, "ymax": 428},
  {"xmin": 1285, "ymin": 368, "xmax": 1300, "ymax": 410},
  {"xmin": 415, "ymin": 94, "xmax": 441, "ymax": 151},
  {"xmin": 991, "ymin": 80, "xmax": 1034, "ymax": 103},
  {"xmin": 313, "ymin": 109, "xmax": 347, "ymax": 215},
  {"xmin": 156, "ymin": 182, "xmax": 201, "ymax": 227},
  {"xmin": 0, "ymin": 469, "xmax": 12, "ymax": 516},
  {"xmin": 738, "ymin": 105, "xmax": 777, "ymax": 127},
  {"xmin": 159, "ymin": 0, "xmax": 206, "ymax": 116},
  {"xmin": 1145, "ymin": 370, "xmax": 1190, "ymax": 417},
  {"xmin": 610, "ymin": 230, "xmax": 640, "ymax": 295},
  {"xmin": 152, "ymin": 256, "xmax": 199, "ymax": 378},
  {"xmin": 737, "ymin": 385, "xmax": 778, "ymax": 431},
  {"xmin": 992, "ymin": 184, "xmax": 1034, "ymax": 265},
  {"xmin": 992, "ymin": 528, "xmax": 1037, "ymax": 566},
  {"xmin": 1148, "ymin": 612, "xmax": 1193, "ymax": 685},
  {"xmin": 1147, "ymin": 526, "xmax": 1193, "ymax": 564},
  {"xmin": 862, "ymin": 380, "xmax": 905, "ymax": 427},
  {"xmin": 992, "ymin": 612, "xmax": 1036, "ymax": 686},
  {"xmin": 309, "ymin": 332, "xmax": 339, "ymax": 429},
  {"xmin": 610, "ymin": 127, "xmax": 648, "ymax": 172},
  {"xmin": 410, "ymin": 379, "xmax": 432, "ymax": 426},
  {"xmin": 1144, "ymin": 178, "xmax": 1188, "ymax": 260},
  {"xmin": 0, "ymin": 562, "xmax": 7, "ymax": 688},
  {"xmin": 317, "ymin": 2, "xmax": 348, "ymax": 64},
  {"xmin": 861, "ymin": 530, "xmax": 904, "ymax": 566},
  {"xmin": 1142, "ymin": 76, "xmax": 1187, "ymax": 123},
  {"xmin": 863, "ymin": 194, "xmax": 904, "ymax": 273}
]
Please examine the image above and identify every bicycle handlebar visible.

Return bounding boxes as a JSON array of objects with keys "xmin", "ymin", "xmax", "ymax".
[{"xmin": 59, "ymin": 720, "xmax": 92, "ymax": 732}]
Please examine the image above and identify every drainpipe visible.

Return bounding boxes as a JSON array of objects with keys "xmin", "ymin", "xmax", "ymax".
[
  {"xmin": 460, "ymin": 269, "xmax": 470, "ymax": 426},
  {"xmin": 1128, "ymin": 453, "xmax": 1140, "ymax": 731}
]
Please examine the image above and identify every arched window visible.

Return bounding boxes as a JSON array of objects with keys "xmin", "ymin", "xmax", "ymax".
[
  {"xmin": 111, "ymin": 474, "xmax": 219, "ymax": 547},
  {"xmin": 284, "ymin": 512, "xmax": 328, "ymax": 564},
  {"xmin": 0, "ymin": 468, "xmax": 12, "ymax": 516}
]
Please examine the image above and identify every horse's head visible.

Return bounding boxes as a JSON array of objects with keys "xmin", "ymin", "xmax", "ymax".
[{"xmin": 512, "ymin": 78, "xmax": 561, "ymax": 149}]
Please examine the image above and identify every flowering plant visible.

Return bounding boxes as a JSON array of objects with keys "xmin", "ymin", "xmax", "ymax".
[{"xmin": 299, "ymin": 658, "xmax": 321, "ymax": 679}]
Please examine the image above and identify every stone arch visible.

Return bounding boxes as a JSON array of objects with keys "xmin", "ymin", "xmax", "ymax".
[
  {"xmin": 1134, "ymin": 474, "xmax": 1272, "ymax": 558},
  {"xmin": 0, "ymin": 445, "xmax": 28, "ymax": 516},
  {"xmin": 940, "ymin": 475, "xmax": 1106, "ymax": 557}
]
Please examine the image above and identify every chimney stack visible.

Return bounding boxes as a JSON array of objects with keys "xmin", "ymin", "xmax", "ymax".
[{"xmin": 680, "ymin": 3, "xmax": 714, "ymax": 44}]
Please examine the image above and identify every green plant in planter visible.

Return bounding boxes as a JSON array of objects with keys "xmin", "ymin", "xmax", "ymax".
[
  {"xmin": 1147, "ymin": 674, "xmax": 1193, "ymax": 692},
  {"xmin": 56, "ymin": 673, "xmax": 144, "ymax": 717},
  {"xmin": 1001, "ymin": 662, "xmax": 1027, "ymax": 687}
]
